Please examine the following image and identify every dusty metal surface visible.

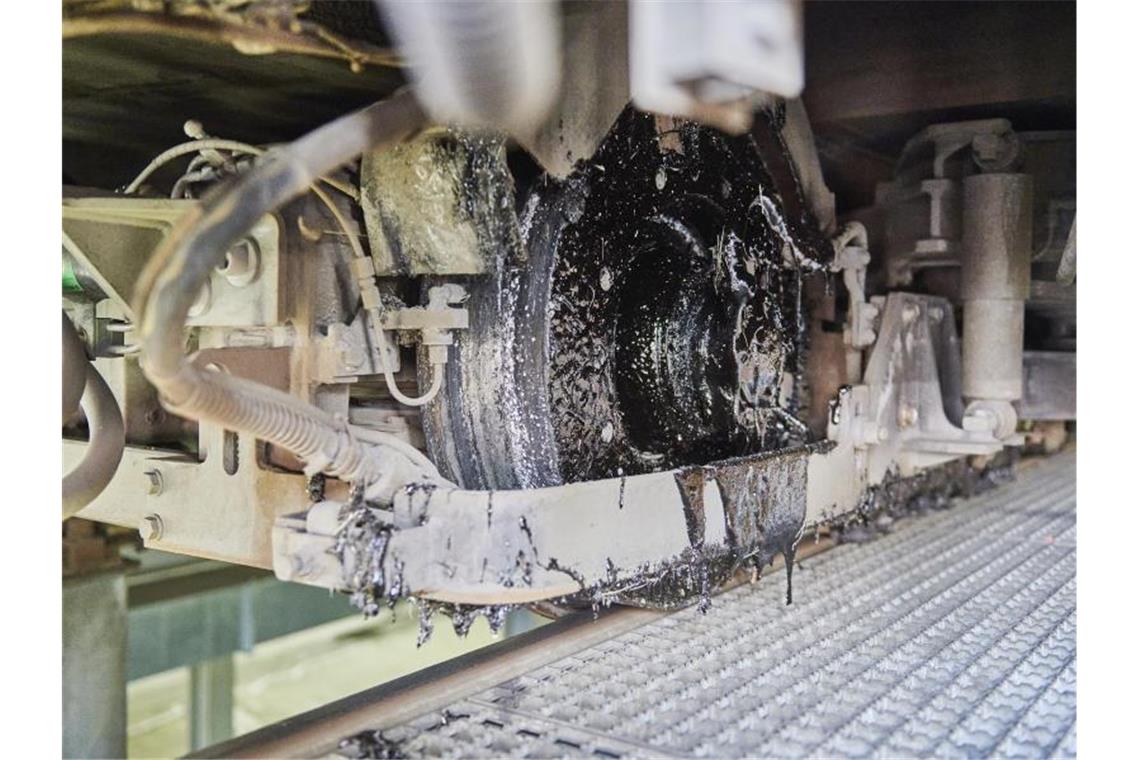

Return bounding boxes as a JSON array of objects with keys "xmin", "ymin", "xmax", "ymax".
[{"xmin": 328, "ymin": 451, "xmax": 1075, "ymax": 759}]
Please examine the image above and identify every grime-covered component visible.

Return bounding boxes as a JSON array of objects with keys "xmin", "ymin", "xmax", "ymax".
[
  {"xmin": 275, "ymin": 441, "xmax": 828, "ymax": 633},
  {"xmin": 423, "ymin": 105, "xmax": 831, "ymax": 491},
  {"xmin": 360, "ymin": 128, "xmax": 523, "ymax": 276}
]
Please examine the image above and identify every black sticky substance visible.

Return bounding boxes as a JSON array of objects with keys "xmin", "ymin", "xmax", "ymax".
[{"xmin": 338, "ymin": 730, "xmax": 406, "ymax": 759}]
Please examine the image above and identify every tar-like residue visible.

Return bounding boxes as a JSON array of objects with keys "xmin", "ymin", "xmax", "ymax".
[
  {"xmin": 534, "ymin": 107, "xmax": 831, "ymax": 482},
  {"xmin": 422, "ymin": 105, "xmax": 831, "ymax": 491},
  {"xmin": 338, "ymin": 729, "xmax": 406, "ymax": 759},
  {"xmin": 333, "ymin": 495, "xmax": 404, "ymax": 618},
  {"xmin": 825, "ymin": 450, "xmax": 1019, "ymax": 545}
]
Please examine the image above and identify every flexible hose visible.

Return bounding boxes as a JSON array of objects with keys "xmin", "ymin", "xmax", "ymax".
[
  {"xmin": 135, "ymin": 91, "xmax": 442, "ymax": 498},
  {"xmin": 62, "ymin": 312, "xmax": 87, "ymax": 422},
  {"xmin": 127, "ymin": 139, "xmax": 360, "ymax": 202},
  {"xmin": 63, "ymin": 365, "xmax": 126, "ymax": 519},
  {"xmin": 124, "ymin": 139, "xmax": 265, "ymax": 194}
]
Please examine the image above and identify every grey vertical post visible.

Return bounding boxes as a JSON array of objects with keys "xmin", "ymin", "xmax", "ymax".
[
  {"xmin": 189, "ymin": 654, "xmax": 235, "ymax": 751},
  {"xmin": 63, "ymin": 571, "xmax": 127, "ymax": 759}
]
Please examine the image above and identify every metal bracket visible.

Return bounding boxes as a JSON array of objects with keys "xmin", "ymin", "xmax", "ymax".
[
  {"xmin": 313, "ymin": 310, "xmax": 399, "ymax": 383},
  {"xmin": 313, "ymin": 286, "xmax": 469, "ymax": 383},
  {"xmin": 853, "ymin": 293, "xmax": 1010, "ymax": 481}
]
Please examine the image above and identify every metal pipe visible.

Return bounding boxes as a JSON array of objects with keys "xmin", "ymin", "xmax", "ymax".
[
  {"xmin": 134, "ymin": 91, "xmax": 439, "ymax": 500},
  {"xmin": 63, "ymin": 364, "xmax": 126, "ymax": 518}
]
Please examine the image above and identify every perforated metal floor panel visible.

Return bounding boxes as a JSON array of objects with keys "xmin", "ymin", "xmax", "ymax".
[{"xmin": 344, "ymin": 453, "xmax": 1076, "ymax": 759}]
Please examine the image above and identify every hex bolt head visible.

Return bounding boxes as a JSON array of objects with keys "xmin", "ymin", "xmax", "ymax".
[
  {"xmin": 144, "ymin": 469, "xmax": 164, "ymax": 496},
  {"xmin": 140, "ymin": 514, "xmax": 165, "ymax": 542}
]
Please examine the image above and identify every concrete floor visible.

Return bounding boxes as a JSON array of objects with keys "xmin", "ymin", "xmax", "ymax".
[{"xmin": 127, "ymin": 602, "xmax": 502, "ymax": 758}]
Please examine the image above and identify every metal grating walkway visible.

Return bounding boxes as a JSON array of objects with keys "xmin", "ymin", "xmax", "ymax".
[{"xmin": 346, "ymin": 453, "xmax": 1076, "ymax": 759}]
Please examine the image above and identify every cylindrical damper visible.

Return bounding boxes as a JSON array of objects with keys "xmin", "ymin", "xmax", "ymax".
[{"xmin": 961, "ymin": 173, "xmax": 1033, "ymax": 403}]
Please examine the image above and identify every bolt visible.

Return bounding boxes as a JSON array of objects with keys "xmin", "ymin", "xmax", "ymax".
[
  {"xmin": 901, "ymin": 303, "xmax": 921, "ymax": 323},
  {"xmin": 144, "ymin": 469, "xmax": 164, "ymax": 496},
  {"xmin": 898, "ymin": 405, "xmax": 919, "ymax": 428},
  {"xmin": 140, "ymin": 514, "xmax": 164, "ymax": 542},
  {"xmin": 291, "ymin": 556, "xmax": 312, "ymax": 579},
  {"xmin": 928, "ymin": 306, "xmax": 944, "ymax": 323}
]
